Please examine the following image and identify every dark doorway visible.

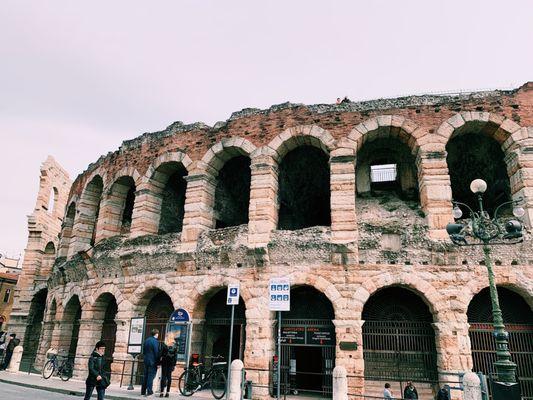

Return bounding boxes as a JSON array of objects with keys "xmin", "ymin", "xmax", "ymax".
[
  {"xmin": 468, "ymin": 287, "xmax": 533, "ymax": 398},
  {"xmin": 362, "ymin": 287, "xmax": 438, "ymax": 383},
  {"xmin": 145, "ymin": 291, "xmax": 174, "ymax": 342},
  {"xmin": 20, "ymin": 289, "xmax": 48, "ymax": 372},
  {"xmin": 157, "ymin": 163, "xmax": 188, "ymax": 234},
  {"xmin": 203, "ymin": 288, "xmax": 246, "ymax": 363},
  {"xmin": 294, "ymin": 346, "xmax": 322, "ymax": 391}
]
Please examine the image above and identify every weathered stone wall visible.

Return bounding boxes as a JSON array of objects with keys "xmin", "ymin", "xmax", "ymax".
[{"xmin": 14, "ymin": 84, "xmax": 533, "ymax": 399}]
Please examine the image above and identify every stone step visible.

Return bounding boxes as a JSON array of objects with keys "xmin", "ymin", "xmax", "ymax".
[{"xmin": 364, "ymin": 380, "xmax": 434, "ymax": 399}]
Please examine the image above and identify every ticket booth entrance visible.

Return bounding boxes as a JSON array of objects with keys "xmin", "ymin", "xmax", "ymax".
[{"xmin": 277, "ymin": 286, "xmax": 336, "ymax": 397}]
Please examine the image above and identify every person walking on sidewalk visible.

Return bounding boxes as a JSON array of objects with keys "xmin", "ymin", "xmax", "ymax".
[
  {"xmin": 0, "ymin": 333, "xmax": 19, "ymax": 370},
  {"xmin": 141, "ymin": 328, "xmax": 160, "ymax": 396},
  {"xmin": 84, "ymin": 341, "xmax": 109, "ymax": 400},
  {"xmin": 159, "ymin": 338, "xmax": 178, "ymax": 397}
]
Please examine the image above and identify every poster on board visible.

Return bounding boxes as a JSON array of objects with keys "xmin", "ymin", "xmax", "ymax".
[{"xmin": 127, "ymin": 316, "xmax": 145, "ymax": 355}]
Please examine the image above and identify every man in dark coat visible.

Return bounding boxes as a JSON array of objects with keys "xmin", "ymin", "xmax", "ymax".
[
  {"xmin": 141, "ymin": 328, "xmax": 160, "ymax": 396},
  {"xmin": 403, "ymin": 381, "xmax": 418, "ymax": 399},
  {"xmin": 84, "ymin": 340, "xmax": 107, "ymax": 400},
  {"xmin": 0, "ymin": 333, "xmax": 19, "ymax": 370},
  {"xmin": 436, "ymin": 387, "xmax": 450, "ymax": 400}
]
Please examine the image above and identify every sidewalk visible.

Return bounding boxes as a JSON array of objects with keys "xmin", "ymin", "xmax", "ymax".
[{"xmin": 0, "ymin": 370, "xmax": 213, "ymax": 399}]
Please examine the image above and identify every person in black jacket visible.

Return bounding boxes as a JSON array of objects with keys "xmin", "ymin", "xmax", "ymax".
[
  {"xmin": 0, "ymin": 333, "xmax": 19, "ymax": 370},
  {"xmin": 84, "ymin": 341, "xmax": 107, "ymax": 400},
  {"xmin": 403, "ymin": 381, "xmax": 418, "ymax": 399},
  {"xmin": 159, "ymin": 339, "xmax": 178, "ymax": 397}
]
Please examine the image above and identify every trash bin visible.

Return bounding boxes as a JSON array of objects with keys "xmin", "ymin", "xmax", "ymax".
[{"xmin": 244, "ymin": 380, "xmax": 253, "ymax": 399}]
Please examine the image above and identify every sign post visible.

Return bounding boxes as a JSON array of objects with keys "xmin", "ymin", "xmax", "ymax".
[
  {"xmin": 226, "ymin": 283, "xmax": 240, "ymax": 400},
  {"xmin": 126, "ymin": 316, "xmax": 146, "ymax": 390},
  {"xmin": 269, "ymin": 278, "xmax": 290, "ymax": 400},
  {"xmin": 166, "ymin": 308, "xmax": 192, "ymax": 367}
]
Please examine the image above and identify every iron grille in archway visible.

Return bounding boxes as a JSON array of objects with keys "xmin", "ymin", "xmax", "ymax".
[
  {"xmin": 362, "ymin": 287, "xmax": 438, "ymax": 383},
  {"xmin": 145, "ymin": 291, "xmax": 173, "ymax": 342},
  {"xmin": 468, "ymin": 287, "xmax": 533, "ymax": 398}
]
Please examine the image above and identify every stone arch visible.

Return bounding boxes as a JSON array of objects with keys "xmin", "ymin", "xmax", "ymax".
[
  {"xmin": 90, "ymin": 292, "xmax": 119, "ymax": 362},
  {"xmin": 71, "ymin": 173, "xmax": 105, "ymax": 252},
  {"xmin": 59, "ymin": 294, "xmax": 82, "ymax": 360},
  {"xmin": 61, "ymin": 286, "xmax": 87, "ymax": 313},
  {"xmin": 20, "ymin": 288, "xmax": 48, "ymax": 371},
  {"xmin": 189, "ymin": 278, "xmax": 252, "ymax": 319},
  {"xmin": 58, "ymin": 199, "xmax": 77, "ymax": 258},
  {"xmin": 436, "ymin": 112, "xmax": 524, "ymax": 152},
  {"xmin": 99, "ymin": 174, "xmax": 138, "ymax": 238},
  {"xmin": 39, "ymin": 242, "xmax": 56, "ymax": 278},
  {"xmin": 130, "ymin": 281, "xmax": 176, "ymax": 315},
  {"xmin": 199, "ymin": 137, "xmax": 256, "ymax": 176},
  {"xmin": 143, "ymin": 151, "xmax": 193, "ymax": 182},
  {"xmin": 354, "ymin": 274, "xmax": 443, "ymax": 322},
  {"xmin": 103, "ymin": 167, "xmax": 142, "ymax": 193},
  {"xmin": 267, "ymin": 125, "xmax": 336, "ymax": 161},
  {"xmin": 89, "ymin": 284, "xmax": 129, "ymax": 314}
]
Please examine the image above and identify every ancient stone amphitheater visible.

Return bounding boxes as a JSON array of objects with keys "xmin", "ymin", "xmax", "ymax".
[{"xmin": 11, "ymin": 83, "xmax": 533, "ymax": 399}]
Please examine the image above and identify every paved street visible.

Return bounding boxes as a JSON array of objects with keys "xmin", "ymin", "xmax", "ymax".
[{"xmin": 0, "ymin": 381, "xmax": 79, "ymax": 399}]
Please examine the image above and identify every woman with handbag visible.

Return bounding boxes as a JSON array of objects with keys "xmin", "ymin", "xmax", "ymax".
[{"xmin": 84, "ymin": 340, "xmax": 110, "ymax": 400}]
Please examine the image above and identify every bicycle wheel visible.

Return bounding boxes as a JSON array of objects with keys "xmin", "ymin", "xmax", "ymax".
[
  {"xmin": 59, "ymin": 361, "xmax": 72, "ymax": 381},
  {"xmin": 210, "ymin": 369, "xmax": 226, "ymax": 400},
  {"xmin": 179, "ymin": 369, "xmax": 199, "ymax": 396},
  {"xmin": 42, "ymin": 360, "xmax": 55, "ymax": 379}
]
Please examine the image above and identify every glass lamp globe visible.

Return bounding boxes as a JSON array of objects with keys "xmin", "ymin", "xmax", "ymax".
[
  {"xmin": 470, "ymin": 179, "xmax": 487, "ymax": 194},
  {"xmin": 513, "ymin": 206, "xmax": 525, "ymax": 218},
  {"xmin": 452, "ymin": 206, "xmax": 463, "ymax": 219}
]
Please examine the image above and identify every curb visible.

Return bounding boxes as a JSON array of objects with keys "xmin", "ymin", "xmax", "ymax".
[{"xmin": 0, "ymin": 377, "xmax": 137, "ymax": 400}]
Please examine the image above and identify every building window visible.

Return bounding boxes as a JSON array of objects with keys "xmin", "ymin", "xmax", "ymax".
[{"xmin": 3, "ymin": 288, "xmax": 11, "ymax": 303}]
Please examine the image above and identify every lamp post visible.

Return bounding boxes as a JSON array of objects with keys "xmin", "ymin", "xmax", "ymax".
[{"xmin": 446, "ymin": 179, "xmax": 525, "ymax": 384}]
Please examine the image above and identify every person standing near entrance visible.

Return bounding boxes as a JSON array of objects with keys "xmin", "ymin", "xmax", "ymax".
[
  {"xmin": 142, "ymin": 328, "xmax": 160, "ymax": 396},
  {"xmin": 159, "ymin": 337, "xmax": 178, "ymax": 397},
  {"xmin": 0, "ymin": 333, "xmax": 19, "ymax": 370},
  {"xmin": 403, "ymin": 381, "xmax": 418, "ymax": 399},
  {"xmin": 383, "ymin": 383, "xmax": 395, "ymax": 399},
  {"xmin": 84, "ymin": 341, "xmax": 109, "ymax": 400}
]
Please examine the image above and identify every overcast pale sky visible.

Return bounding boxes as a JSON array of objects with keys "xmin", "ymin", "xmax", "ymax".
[{"xmin": 1, "ymin": 0, "xmax": 532, "ymax": 258}]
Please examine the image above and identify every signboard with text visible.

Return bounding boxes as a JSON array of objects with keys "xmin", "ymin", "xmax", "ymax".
[
  {"xmin": 226, "ymin": 283, "xmax": 240, "ymax": 305},
  {"xmin": 269, "ymin": 278, "xmax": 290, "ymax": 311},
  {"xmin": 127, "ymin": 317, "xmax": 145, "ymax": 355},
  {"xmin": 279, "ymin": 326, "xmax": 335, "ymax": 346}
]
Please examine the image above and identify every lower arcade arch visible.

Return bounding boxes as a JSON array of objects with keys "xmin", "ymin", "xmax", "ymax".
[
  {"xmin": 143, "ymin": 290, "xmax": 174, "ymax": 342},
  {"xmin": 194, "ymin": 288, "xmax": 246, "ymax": 363},
  {"xmin": 59, "ymin": 295, "xmax": 82, "ymax": 364},
  {"xmin": 20, "ymin": 289, "xmax": 48, "ymax": 372},
  {"xmin": 362, "ymin": 287, "xmax": 438, "ymax": 384},
  {"xmin": 467, "ymin": 287, "xmax": 533, "ymax": 397},
  {"xmin": 278, "ymin": 286, "xmax": 336, "ymax": 395},
  {"xmin": 92, "ymin": 293, "xmax": 118, "ymax": 365}
]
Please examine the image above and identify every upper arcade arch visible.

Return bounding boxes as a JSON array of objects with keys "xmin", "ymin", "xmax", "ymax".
[{"xmin": 199, "ymin": 137, "xmax": 256, "ymax": 176}]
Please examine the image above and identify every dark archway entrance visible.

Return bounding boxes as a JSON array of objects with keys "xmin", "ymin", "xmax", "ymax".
[
  {"xmin": 145, "ymin": 291, "xmax": 174, "ymax": 342},
  {"xmin": 59, "ymin": 295, "xmax": 82, "ymax": 367},
  {"xmin": 278, "ymin": 286, "xmax": 335, "ymax": 396},
  {"xmin": 93, "ymin": 293, "xmax": 118, "ymax": 367},
  {"xmin": 468, "ymin": 287, "xmax": 533, "ymax": 398},
  {"xmin": 203, "ymin": 289, "xmax": 246, "ymax": 363},
  {"xmin": 362, "ymin": 287, "xmax": 438, "ymax": 385},
  {"xmin": 20, "ymin": 289, "xmax": 48, "ymax": 372}
]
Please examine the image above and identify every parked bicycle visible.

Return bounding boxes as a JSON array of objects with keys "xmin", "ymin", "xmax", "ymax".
[
  {"xmin": 178, "ymin": 355, "xmax": 227, "ymax": 399},
  {"xmin": 42, "ymin": 352, "xmax": 73, "ymax": 381}
]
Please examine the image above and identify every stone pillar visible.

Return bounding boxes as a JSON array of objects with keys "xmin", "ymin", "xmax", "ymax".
[
  {"xmin": 330, "ymin": 150, "xmax": 358, "ymax": 246},
  {"xmin": 73, "ymin": 319, "xmax": 105, "ymax": 379},
  {"xmin": 433, "ymin": 321, "xmax": 473, "ymax": 385},
  {"xmin": 35, "ymin": 320, "xmax": 55, "ymax": 370},
  {"xmin": 417, "ymin": 150, "xmax": 453, "ymax": 240},
  {"xmin": 181, "ymin": 173, "xmax": 216, "ymax": 249},
  {"xmin": 463, "ymin": 372, "xmax": 482, "ymax": 400},
  {"xmin": 243, "ymin": 317, "xmax": 276, "ymax": 400},
  {"xmin": 333, "ymin": 319, "xmax": 364, "ymax": 398},
  {"xmin": 229, "ymin": 359, "xmax": 244, "ymax": 400},
  {"xmin": 332, "ymin": 366, "xmax": 348, "ymax": 400},
  {"xmin": 248, "ymin": 153, "xmax": 278, "ymax": 248},
  {"xmin": 96, "ymin": 190, "xmax": 127, "ymax": 241},
  {"xmin": 130, "ymin": 185, "xmax": 161, "ymax": 237},
  {"xmin": 110, "ymin": 316, "xmax": 131, "ymax": 384},
  {"xmin": 507, "ymin": 144, "xmax": 533, "ymax": 227},
  {"xmin": 7, "ymin": 345, "xmax": 24, "ymax": 372}
]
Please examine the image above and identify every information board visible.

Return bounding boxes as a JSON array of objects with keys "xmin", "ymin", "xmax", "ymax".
[
  {"xmin": 127, "ymin": 317, "xmax": 145, "ymax": 354},
  {"xmin": 280, "ymin": 326, "xmax": 305, "ymax": 344},
  {"xmin": 226, "ymin": 283, "xmax": 240, "ymax": 305},
  {"xmin": 306, "ymin": 327, "xmax": 335, "ymax": 346},
  {"xmin": 269, "ymin": 278, "xmax": 290, "ymax": 311}
]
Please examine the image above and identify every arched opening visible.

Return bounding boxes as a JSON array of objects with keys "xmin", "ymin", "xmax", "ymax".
[
  {"xmin": 59, "ymin": 295, "xmax": 82, "ymax": 367},
  {"xmin": 79, "ymin": 176, "xmax": 103, "ymax": 246},
  {"xmin": 108, "ymin": 176, "xmax": 136, "ymax": 235},
  {"xmin": 40, "ymin": 241, "xmax": 56, "ymax": 277},
  {"xmin": 93, "ymin": 293, "xmax": 118, "ymax": 366},
  {"xmin": 144, "ymin": 290, "xmax": 174, "ymax": 342},
  {"xmin": 59, "ymin": 202, "xmax": 76, "ymax": 257},
  {"xmin": 278, "ymin": 286, "xmax": 335, "ymax": 395},
  {"xmin": 20, "ymin": 289, "xmax": 48, "ymax": 372},
  {"xmin": 46, "ymin": 187, "xmax": 58, "ymax": 214},
  {"xmin": 447, "ymin": 130, "xmax": 511, "ymax": 217},
  {"xmin": 362, "ymin": 287, "xmax": 438, "ymax": 391},
  {"xmin": 278, "ymin": 146, "xmax": 331, "ymax": 230},
  {"xmin": 154, "ymin": 163, "xmax": 188, "ymax": 234},
  {"xmin": 468, "ymin": 287, "xmax": 533, "ymax": 397},
  {"xmin": 214, "ymin": 155, "xmax": 251, "ymax": 228},
  {"xmin": 356, "ymin": 138, "xmax": 418, "ymax": 201},
  {"xmin": 201, "ymin": 288, "xmax": 246, "ymax": 362}
]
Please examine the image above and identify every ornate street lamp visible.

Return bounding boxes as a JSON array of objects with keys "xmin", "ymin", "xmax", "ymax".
[{"xmin": 446, "ymin": 179, "xmax": 525, "ymax": 384}]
